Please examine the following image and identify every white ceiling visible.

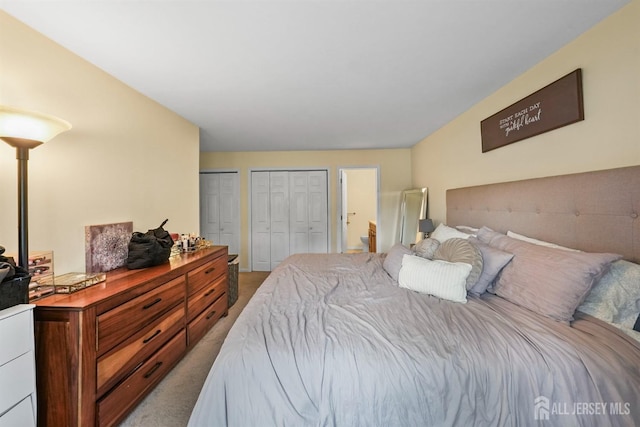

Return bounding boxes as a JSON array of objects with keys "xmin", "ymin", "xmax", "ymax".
[{"xmin": 0, "ymin": 0, "xmax": 629, "ymax": 152}]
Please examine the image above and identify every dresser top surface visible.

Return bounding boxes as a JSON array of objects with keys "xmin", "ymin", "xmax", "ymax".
[{"xmin": 33, "ymin": 246, "xmax": 227, "ymax": 310}]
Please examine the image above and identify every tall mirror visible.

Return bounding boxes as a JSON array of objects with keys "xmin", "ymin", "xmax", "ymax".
[{"xmin": 398, "ymin": 188, "xmax": 428, "ymax": 246}]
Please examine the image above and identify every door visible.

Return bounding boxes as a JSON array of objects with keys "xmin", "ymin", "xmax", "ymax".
[
  {"xmin": 200, "ymin": 172, "xmax": 240, "ymax": 255},
  {"xmin": 338, "ymin": 167, "xmax": 379, "ymax": 253},
  {"xmin": 270, "ymin": 172, "xmax": 290, "ymax": 270},
  {"xmin": 251, "ymin": 172, "xmax": 271, "ymax": 271},
  {"xmin": 251, "ymin": 170, "xmax": 329, "ymax": 271}
]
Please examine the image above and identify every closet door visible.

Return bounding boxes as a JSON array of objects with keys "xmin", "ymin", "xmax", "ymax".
[
  {"xmin": 269, "ymin": 172, "xmax": 290, "ymax": 270},
  {"xmin": 251, "ymin": 170, "xmax": 328, "ymax": 271},
  {"xmin": 308, "ymin": 171, "xmax": 328, "ymax": 253},
  {"xmin": 200, "ymin": 173, "xmax": 221, "ymax": 244},
  {"xmin": 251, "ymin": 172, "xmax": 271, "ymax": 271},
  {"xmin": 200, "ymin": 172, "xmax": 240, "ymax": 254},
  {"xmin": 289, "ymin": 172, "xmax": 310, "ymax": 254},
  {"xmin": 219, "ymin": 173, "xmax": 239, "ymax": 253},
  {"xmin": 289, "ymin": 171, "xmax": 328, "ymax": 255}
]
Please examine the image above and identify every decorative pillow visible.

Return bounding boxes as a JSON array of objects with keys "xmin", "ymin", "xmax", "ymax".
[
  {"xmin": 383, "ymin": 244, "xmax": 413, "ymax": 282},
  {"xmin": 430, "ymin": 223, "xmax": 472, "ymax": 243},
  {"xmin": 455, "ymin": 225, "xmax": 479, "ymax": 236},
  {"xmin": 467, "ymin": 237, "xmax": 514, "ymax": 295},
  {"xmin": 506, "ymin": 230, "xmax": 580, "ymax": 252},
  {"xmin": 433, "ymin": 238, "xmax": 483, "ymax": 291},
  {"xmin": 577, "ymin": 260, "xmax": 640, "ymax": 328},
  {"xmin": 398, "ymin": 255, "xmax": 470, "ymax": 303},
  {"xmin": 486, "ymin": 232, "xmax": 621, "ymax": 322},
  {"xmin": 476, "ymin": 226, "xmax": 503, "ymax": 246},
  {"xmin": 412, "ymin": 238, "xmax": 440, "ymax": 260}
]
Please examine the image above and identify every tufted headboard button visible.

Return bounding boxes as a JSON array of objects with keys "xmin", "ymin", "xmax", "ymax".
[
  {"xmin": 631, "ymin": 212, "xmax": 638, "ymax": 219},
  {"xmin": 575, "ymin": 211, "xmax": 580, "ymax": 216}
]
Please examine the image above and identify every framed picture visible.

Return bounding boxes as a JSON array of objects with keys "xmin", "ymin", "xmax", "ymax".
[{"xmin": 481, "ymin": 69, "xmax": 584, "ymax": 153}]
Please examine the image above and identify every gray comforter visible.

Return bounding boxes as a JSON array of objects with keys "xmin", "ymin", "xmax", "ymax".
[{"xmin": 188, "ymin": 253, "xmax": 640, "ymax": 426}]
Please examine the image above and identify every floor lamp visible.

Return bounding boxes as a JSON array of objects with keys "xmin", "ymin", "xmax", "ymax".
[{"xmin": 0, "ymin": 106, "xmax": 72, "ymax": 270}]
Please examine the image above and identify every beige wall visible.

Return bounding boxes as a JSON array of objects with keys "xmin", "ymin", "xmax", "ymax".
[
  {"xmin": 200, "ymin": 149, "xmax": 412, "ymax": 269},
  {"xmin": 412, "ymin": 0, "xmax": 640, "ymax": 225},
  {"xmin": 0, "ymin": 11, "xmax": 200, "ymax": 274}
]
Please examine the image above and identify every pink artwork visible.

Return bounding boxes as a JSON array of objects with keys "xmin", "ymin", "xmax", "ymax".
[{"xmin": 85, "ymin": 222, "xmax": 133, "ymax": 273}]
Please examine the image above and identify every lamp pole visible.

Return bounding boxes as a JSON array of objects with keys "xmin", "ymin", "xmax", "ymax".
[{"xmin": 17, "ymin": 146, "xmax": 30, "ymax": 270}]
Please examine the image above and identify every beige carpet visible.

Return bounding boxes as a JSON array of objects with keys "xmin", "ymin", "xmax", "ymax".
[{"xmin": 118, "ymin": 271, "xmax": 269, "ymax": 427}]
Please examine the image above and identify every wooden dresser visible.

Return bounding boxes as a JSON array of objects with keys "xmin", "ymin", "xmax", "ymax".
[{"xmin": 33, "ymin": 246, "xmax": 228, "ymax": 427}]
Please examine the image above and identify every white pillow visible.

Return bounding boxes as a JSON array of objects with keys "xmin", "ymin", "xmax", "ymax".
[
  {"xmin": 430, "ymin": 223, "xmax": 472, "ymax": 243},
  {"xmin": 506, "ymin": 230, "xmax": 580, "ymax": 252},
  {"xmin": 398, "ymin": 255, "xmax": 471, "ymax": 303}
]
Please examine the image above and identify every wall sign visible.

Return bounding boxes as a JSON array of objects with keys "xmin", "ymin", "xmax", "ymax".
[{"xmin": 480, "ymin": 69, "xmax": 584, "ymax": 153}]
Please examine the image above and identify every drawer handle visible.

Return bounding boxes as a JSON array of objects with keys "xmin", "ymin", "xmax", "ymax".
[
  {"xmin": 205, "ymin": 267, "xmax": 216, "ymax": 274},
  {"xmin": 143, "ymin": 298, "xmax": 162, "ymax": 310},
  {"xmin": 206, "ymin": 310, "xmax": 217, "ymax": 320},
  {"xmin": 204, "ymin": 288, "xmax": 216, "ymax": 297},
  {"xmin": 143, "ymin": 361, "xmax": 163, "ymax": 379},
  {"xmin": 143, "ymin": 329, "xmax": 162, "ymax": 344}
]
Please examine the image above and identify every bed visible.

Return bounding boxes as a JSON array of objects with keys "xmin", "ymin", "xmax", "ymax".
[{"xmin": 188, "ymin": 166, "xmax": 640, "ymax": 426}]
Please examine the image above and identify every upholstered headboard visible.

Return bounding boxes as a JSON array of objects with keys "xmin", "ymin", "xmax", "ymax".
[{"xmin": 446, "ymin": 166, "xmax": 640, "ymax": 263}]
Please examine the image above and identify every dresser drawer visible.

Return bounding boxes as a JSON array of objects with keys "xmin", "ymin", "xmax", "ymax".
[
  {"xmin": 96, "ymin": 304, "xmax": 185, "ymax": 397},
  {"xmin": 187, "ymin": 255, "xmax": 227, "ymax": 296},
  {"xmin": 96, "ymin": 330, "xmax": 187, "ymax": 427},
  {"xmin": 0, "ymin": 395, "xmax": 35, "ymax": 427},
  {"xmin": 97, "ymin": 275, "xmax": 185, "ymax": 355},
  {"xmin": 0, "ymin": 351, "xmax": 35, "ymax": 417},
  {"xmin": 188, "ymin": 292, "xmax": 227, "ymax": 347},
  {"xmin": 0, "ymin": 305, "xmax": 34, "ymax": 367},
  {"xmin": 187, "ymin": 273, "xmax": 227, "ymax": 322}
]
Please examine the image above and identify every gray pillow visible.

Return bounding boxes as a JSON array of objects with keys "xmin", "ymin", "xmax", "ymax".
[
  {"xmin": 383, "ymin": 244, "xmax": 413, "ymax": 282},
  {"xmin": 467, "ymin": 237, "xmax": 514, "ymax": 295},
  {"xmin": 484, "ymin": 232, "xmax": 621, "ymax": 322},
  {"xmin": 433, "ymin": 238, "xmax": 483, "ymax": 290},
  {"xmin": 412, "ymin": 238, "xmax": 440, "ymax": 260}
]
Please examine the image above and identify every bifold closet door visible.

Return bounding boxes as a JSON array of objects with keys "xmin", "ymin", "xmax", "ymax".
[
  {"xmin": 200, "ymin": 172, "xmax": 240, "ymax": 254},
  {"xmin": 269, "ymin": 172, "xmax": 290, "ymax": 270},
  {"xmin": 251, "ymin": 170, "xmax": 328, "ymax": 272},
  {"xmin": 289, "ymin": 171, "xmax": 328, "ymax": 254},
  {"xmin": 251, "ymin": 172, "xmax": 270, "ymax": 271}
]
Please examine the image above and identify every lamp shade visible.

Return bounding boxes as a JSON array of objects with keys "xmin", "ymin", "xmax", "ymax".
[
  {"xmin": 0, "ymin": 105, "xmax": 72, "ymax": 148},
  {"xmin": 419, "ymin": 219, "xmax": 435, "ymax": 233}
]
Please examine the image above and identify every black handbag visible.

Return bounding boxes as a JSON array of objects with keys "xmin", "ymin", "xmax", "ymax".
[{"xmin": 126, "ymin": 219, "xmax": 174, "ymax": 269}]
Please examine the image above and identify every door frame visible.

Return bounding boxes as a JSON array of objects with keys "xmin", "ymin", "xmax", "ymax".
[
  {"xmin": 248, "ymin": 167, "xmax": 331, "ymax": 272},
  {"xmin": 336, "ymin": 166, "xmax": 380, "ymax": 253}
]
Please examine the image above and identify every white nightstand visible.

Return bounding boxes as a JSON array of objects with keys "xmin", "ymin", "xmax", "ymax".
[{"xmin": 0, "ymin": 304, "xmax": 36, "ymax": 427}]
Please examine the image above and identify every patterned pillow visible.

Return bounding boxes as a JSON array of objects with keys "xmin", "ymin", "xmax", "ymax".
[
  {"xmin": 433, "ymin": 238, "xmax": 483, "ymax": 291},
  {"xmin": 578, "ymin": 260, "xmax": 640, "ymax": 328},
  {"xmin": 412, "ymin": 238, "xmax": 440, "ymax": 260}
]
